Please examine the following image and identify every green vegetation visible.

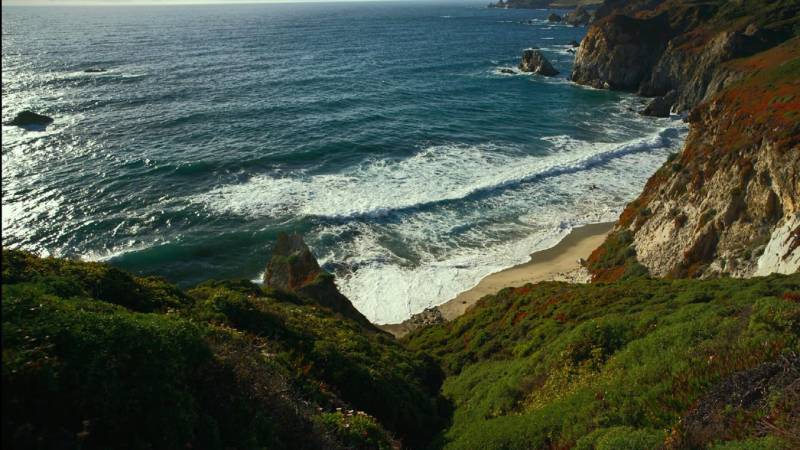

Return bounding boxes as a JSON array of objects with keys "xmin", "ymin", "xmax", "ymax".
[
  {"xmin": 3, "ymin": 251, "xmax": 799, "ymax": 449},
  {"xmin": 405, "ymin": 275, "xmax": 800, "ymax": 449},
  {"xmin": 2, "ymin": 250, "xmax": 447, "ymax": 450},
  {"xmin": 586, "ymin": 230, "xmax": 649, "ymax": 282}
]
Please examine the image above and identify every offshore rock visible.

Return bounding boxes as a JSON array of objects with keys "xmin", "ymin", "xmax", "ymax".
[
  {"xmin": 265, "ymin": 233, "xmax": 377, "ymax": 329},
  {"xmin": 519, "ymin": 48, "xmax": 559, "ymax": 76},
  {"xmin": 548, "ymin": 13, "xmax": 561, "ymax": 22},
  {"xmin": 640, "ymin": 90, "xmax": 677, "ymax": 117},
  {"xmin": 7, "ymin": 110, "xmax": 54, "ymax": 130}
]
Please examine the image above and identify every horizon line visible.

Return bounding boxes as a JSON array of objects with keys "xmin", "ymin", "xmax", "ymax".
[{"xmin": 3, "ymin": 0, "xmax": 481, "ymax": 5}]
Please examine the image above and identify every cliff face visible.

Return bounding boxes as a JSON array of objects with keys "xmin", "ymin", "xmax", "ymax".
[
  {"xmin": 572, "ymin": 0, "xmax": 800, "ymax": 112},
  {"xmin": 588, "ymin": 39, "xmax": 800, "ymax": 280}
]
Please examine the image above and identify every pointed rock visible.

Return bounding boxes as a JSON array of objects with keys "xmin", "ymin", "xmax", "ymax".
[
  {"xmin": 519, "ymin": 48, "xmax": 559, "ymax": 76},
  {"xmin": 265, "ymin": 233, "xmax": 378, "ymax": 330}
]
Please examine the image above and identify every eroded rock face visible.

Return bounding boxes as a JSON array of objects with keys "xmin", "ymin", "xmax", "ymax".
[
  {"xmin": 571, "ymin": 12, "xmax": 672, "ymax": 90},
  {"xmin": 570, "ymin": 0, "xmax": 797, "ymax": 112},
  {"xmin": 640, "ymin": 29, "xmax": 772, "ymax": 111},
  {"xmin": 592, "ymin": 42, "xmax": 800, "ymax": 279},
  {"xmin": 563, "ymin": 5, "xmax": 591, "ymax": 26},
  {"xmin": 519, "ymin": 48, "xmax": 559, "ymax": 76},
  {"xmin": 265, "ymin": 233, "xmax": 378, "ymax": 329}
]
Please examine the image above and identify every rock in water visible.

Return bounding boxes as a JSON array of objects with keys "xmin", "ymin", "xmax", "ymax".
[
  {"xmin": 569, "ymin": 39, "xmax": 580, "ymax": 47},
  {"xmin": 548, "ymin": 13, "xmax": 561, "ymax": 23},
  {"xmin": 564, "ymin": 6, "xmax": 591, "ymax": 26},
  {"xmin": 499, "ymin": 68, "xmax": 516, "ymax": 74},
  {"xmin": 84, "ymin": 68, "xmax": 107, "ymax": 73},
  {"xmin": 519, "ymin": 48, "xmax": 559, "ymax": 76},
  {"xmin": 641, "ymin": 90, "xmax": 677, "ymax": 117},
  {"xmin": 7, "ymin": 110, "xmax": 54, "ymax": 130},
  {"xmin": 264, "ymin": 233, "xmax": 378, "ymax": 330}
]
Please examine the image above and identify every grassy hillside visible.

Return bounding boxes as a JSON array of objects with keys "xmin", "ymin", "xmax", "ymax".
[
  {"xmin": 405, "ymin": 275, "xmax": 800, "ymax": 449},
  {"xmin": 2, "ymin": 250, "xmax": 448, "ymax": 450},
  {"xmin": 5, "ymin": 250, "xmax": 797, "ymax": 449}
]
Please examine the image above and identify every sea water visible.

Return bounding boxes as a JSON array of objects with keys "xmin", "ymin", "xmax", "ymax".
[{"xmin": 1, "ymin": 2, "xmax": 686, "ymax": 323}]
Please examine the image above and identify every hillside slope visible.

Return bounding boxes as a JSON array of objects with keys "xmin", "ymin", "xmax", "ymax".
[
  {"xmin": 406, "ymin": 275, "xmax": 800, "ymax": 449},
  {"xmin": 2, "ymin": 249, "xmax": 448, "ymax": 450}
]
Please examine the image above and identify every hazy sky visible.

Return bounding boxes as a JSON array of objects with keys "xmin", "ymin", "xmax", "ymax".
[{"xmin": 2, "ymin": 0, "xmax": 403, "ymax": 5}]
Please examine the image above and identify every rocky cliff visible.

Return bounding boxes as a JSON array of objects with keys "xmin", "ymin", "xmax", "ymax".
[
  {"xmin": 575, "ymin": 0, "xmax": 800, "ymax": 280},
  {"xmin": 572, "ymin": 0, "xmax": 800, "ymax": 112},
  {"xmin": 488, "ymin": 0, "xmax": 602, "ymax": 10},
  {"xmin": 588, "ymin": 38, "xmax": 800, "ymax": 281}
]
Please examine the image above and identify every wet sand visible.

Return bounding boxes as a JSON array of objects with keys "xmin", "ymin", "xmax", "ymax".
[{"xmin": 381, "ymin": 222, "xmax": 614, "ymax": 336}]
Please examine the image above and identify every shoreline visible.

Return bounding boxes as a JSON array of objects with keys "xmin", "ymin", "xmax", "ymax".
[{"xmin": 380, "ymin": 221, "xmax": 614, "ymax": 337}]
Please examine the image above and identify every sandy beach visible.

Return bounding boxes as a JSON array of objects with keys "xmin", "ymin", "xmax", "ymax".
[{"xmin": 381, "ymin": 222, "xmax": 614, "ymax": 336}]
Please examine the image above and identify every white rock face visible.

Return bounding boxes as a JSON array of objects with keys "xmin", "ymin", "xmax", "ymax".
[{"xmin": 755, "ymin": 214, "xmax": 800, "ymax": 276}]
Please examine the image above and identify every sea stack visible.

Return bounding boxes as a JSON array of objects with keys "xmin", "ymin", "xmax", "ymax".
[{"xmin": 519, "ymin": 48, "xmax": 559, "ymax": 76}]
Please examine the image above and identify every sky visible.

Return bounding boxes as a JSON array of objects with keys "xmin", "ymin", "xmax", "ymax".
[{"xmin": 2, "ymin": 0, "xmax": 407, "ymax": 5}]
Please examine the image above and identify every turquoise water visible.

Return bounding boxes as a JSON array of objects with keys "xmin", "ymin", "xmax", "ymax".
[{"xmin": 1, "ymin": 2, "xmax": 685, "ymax": 323}]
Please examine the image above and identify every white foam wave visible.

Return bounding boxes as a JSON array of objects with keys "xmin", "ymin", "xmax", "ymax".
[
  {"xmin": 492, "ymin": 67, "xmax": 523, "ymax": 76},
  {"xmin": 326, "ymin": 130, "xmax": 687, "ymax": 323},
  {"xmin": 193, "ymin": 127, "xmax": 681, "ymax": 221},
  {"xmin": 324, "ymin": 222, "xmax": 572, "ymax": 324}
]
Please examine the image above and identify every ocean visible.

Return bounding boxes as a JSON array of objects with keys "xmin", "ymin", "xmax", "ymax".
[{"xmin": 1, "ymin": 1, "xmax": 686, "ymax": 324}]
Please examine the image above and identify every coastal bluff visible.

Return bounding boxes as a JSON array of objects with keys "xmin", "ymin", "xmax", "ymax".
[{"xmin": 571, "ymin": 0, "xmax": 800, "ymax": 281}]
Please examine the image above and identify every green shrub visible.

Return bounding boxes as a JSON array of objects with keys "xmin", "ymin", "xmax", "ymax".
[{"xmin": 575, "ymin": 426, "xmax": 666, "ymax": 450}]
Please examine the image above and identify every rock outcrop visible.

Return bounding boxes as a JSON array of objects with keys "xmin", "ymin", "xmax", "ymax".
[
  {"xmin": 640, "ymin": 89, "xmax": 677, "ymax": 117},
  {"xmin": 588, "ymin": 40, "xmax": 800, "ymax": 280},
  {"xmin": 548, "ymin": 13, "xmax": 562, "ymax": 22},
  {"xmin": 7, "ymin": 110, "xmax": 54, "ymax": 130},
  {"xmin": 519, "ymin": 48, "xmax": 559, "ymax": 76},
  {"xmin": 571, "ymin": 12, "xmax": 672, "ymax": 90},
  {"xmin": 571, "ymin": 0, "xmax": 800, "ymax": 112},
  {"xmin": 265, "ymin": 233, "xmax": 377, "ymax": 329},
  {"xmin": 488, "ymin": 0, "xmax": 593, "ymax": 9},
  {"xmin": 564, "ymin": 5, "xmax": 592, "ymax": 26}
]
